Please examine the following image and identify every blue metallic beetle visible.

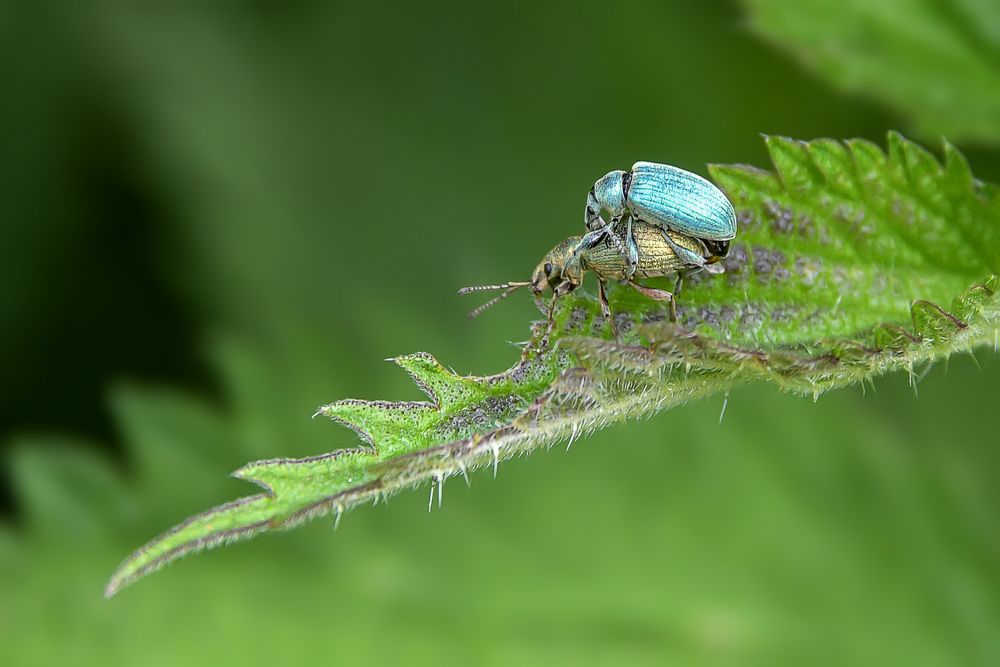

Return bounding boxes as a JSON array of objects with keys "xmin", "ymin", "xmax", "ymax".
[{"xmin": 585, "ymin": 161, "xmax": 737, "ymax": 276}]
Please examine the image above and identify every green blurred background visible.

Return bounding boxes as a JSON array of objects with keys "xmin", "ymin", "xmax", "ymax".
[{"xmin": 3, "ymin": 1, "xmax": 1000, "ymax": 665}]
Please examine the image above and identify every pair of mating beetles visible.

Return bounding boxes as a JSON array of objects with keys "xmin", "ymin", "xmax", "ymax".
[{"xmin": 461, "ymin": 161, "xmax": 737, "ymax": 331}]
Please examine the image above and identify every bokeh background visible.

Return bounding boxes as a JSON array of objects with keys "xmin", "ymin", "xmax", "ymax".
[{"xmin": 3, "ymin": 1, "xmax": 1000, "ymax": 665}]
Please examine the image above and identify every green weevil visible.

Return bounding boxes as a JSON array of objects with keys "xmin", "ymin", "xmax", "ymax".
[
  {"xmin": 459, "ymin": 218, "xmax": 720, "ymax": 334},
  {"xmin": 586, "ymin": 161, "xmax": 737, "ymax": 277}
]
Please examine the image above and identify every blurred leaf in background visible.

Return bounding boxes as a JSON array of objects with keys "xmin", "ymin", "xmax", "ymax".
[
  {"xmin": 744, "ymin": 0, "xmax": 1000, "ymax": 144},
  {"xmin": 2, "ymin": 0, "xmax": 999, "ymax": 665}
]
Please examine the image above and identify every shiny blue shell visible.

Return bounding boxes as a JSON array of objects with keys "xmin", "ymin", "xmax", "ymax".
[{"xmin": 626, "ymin": 161, "xmax": 736, "ymax": 241}]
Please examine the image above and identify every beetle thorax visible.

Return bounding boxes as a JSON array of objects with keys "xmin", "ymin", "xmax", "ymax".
[{"xmin": 592, "ymin": 170, "xmax": 628, "ymax": 218}]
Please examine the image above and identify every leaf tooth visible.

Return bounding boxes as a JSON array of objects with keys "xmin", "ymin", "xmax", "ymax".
[
  {"xmin": 872, "ymin": 323, "xmax": 921, "ymax": 352},
  {"xmin": 765, "ymin": 135, "xmax": 824, "ymax": 192},
  {"xmin": 898, "ymin": 132, "xmax": 942, "ymax": 173},
  {"xmin": 317, "ymin": 398, "xmax": 432, "ymax": 451},
  {"xmin": 892, "ymin": 132, "xmax": 944, "ymax": 201},
  {"xmin": 232, "ymin": 447, "xmax": 373, "ymax": 498},
  {"xmin": 848, "ymin": 136, "xmax": 953, "ymax": 267},
  {"xmin": 911, "ymin": 300, "xmax": 967, "ymax": 344},
  {"xmin": 937, "ymin": 139, "xmax": 1000, "ymax": 273},
  {"xmin": 390, "ymin": 352, "xmax": 489, "ymax": 409},
  {"xmin": 885, "ymin": 131, "xmax": 912, "ymax": 188},
  {"xmin": 105, "ymin": 494, "xmax": 274, "ymax": 598},
  {"xmin": 805, "ymin": 138, "xmax": 856, "ymax": 196},
  {"xmin": 845, "ymin": 138, "xmax": 887, "ymax": 192},
  {"xmin": 951, "ymin": 280, "xmax": 997, "ymax": 323},
  {"xmin": 942, "ymin": 139, "xmax": 974, "ymax": 194}
]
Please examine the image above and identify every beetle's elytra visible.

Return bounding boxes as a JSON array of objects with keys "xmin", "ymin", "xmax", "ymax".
[{"xmin": 585, "ymin": 161, "xmax": 737, "ymax": 274}]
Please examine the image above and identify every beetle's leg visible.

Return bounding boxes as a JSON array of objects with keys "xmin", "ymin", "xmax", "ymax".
[
  {"xmin": 568, "ymin": 228, "xmax": 610, "ymax": 267},
  {"xmin": 629, "ymin": 281, "xmax": 674, "ymax": 302},
  {"xmin": 531, "ymin": 290, "xmax": 547, "ymax": 314},
  {"xmin": 539, "ymin": 296, "xmax": 559, "ymax": 351},
  {"xmin": 673, "ymin": 266, "xmax": 701, "ymax": 300},
  {"xmin": 629, "ymin": 281, "xmax": 677, "ymax": 322},
  {"xmin": 553, "ymin": 280, "xmax": 576, "ymax": 301},
  {"xmin": 586, "ymin": 186, "xmax": 628, "ymax": 258},
  {"xmin": 603, "ymin": 215, "xmax": 626, "ymax": 256},
  {"xmin": 539, "ymin": 281, "xmax": 575, "ymax": 350},
  {"xmin": 585, "ymin": 189, "xmax": 612, "ymax": 234},
  {"xmin": 659, "ymin": 229, "xmax": 707, "ymax": 268},
  {"xmin": 624, "ymin": 214, "xmax": 639, "ymax": 279},
  {"xmin": 585, "ymin": 206, "xmax": 624, "ymax": 257},
  {"xmin": 597, "ymin": 279, "xmax": 618, "ymax": 338},
  {"xmin": 585, "ymin": 186, "xmax": 602, "ymax": 231},
  {"xmin": 587, "ymin": 211, "xmax": 631, "ymax": 272}
]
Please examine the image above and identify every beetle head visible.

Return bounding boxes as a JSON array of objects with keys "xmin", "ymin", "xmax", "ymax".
[
  {"xmin": 459, "ymin": 235, "xmax": 585, "ymax": 319},
  {"xmin": 702, "ymin": 239, "xmax": 730, "ymax": 263},
  {"xmin": 531, "ymin": 237, "xmax": 584, "ymax": 293}
]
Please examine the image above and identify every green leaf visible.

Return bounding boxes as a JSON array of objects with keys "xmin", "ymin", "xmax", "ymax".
[
  {"xmin": 106, "ymin": 134, "xmax": 1000, "ymax": 596},
  {"xmin": 10, "ymin": 436, "xmax": 135, "ymax": 540},
  {"xmin": 743, "ymin": 0, "xmax": 1000, "ymax": 144}
]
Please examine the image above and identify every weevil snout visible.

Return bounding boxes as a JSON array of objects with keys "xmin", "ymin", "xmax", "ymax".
[
  {"xmin": 531, "ymin": 237, "xmax": 584, "ymax": 293},
  {"xmin": 531, "ymin": 257, "xmax": 560, "ymax": 293}
]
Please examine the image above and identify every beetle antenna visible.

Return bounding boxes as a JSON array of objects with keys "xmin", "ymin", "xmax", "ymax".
[
  {"xmin": 458, "ymin": 281, "xmax": 532, "ymax": 319},
  {"xmin": 457, "ymin": 281, "xmax": 531, "ymax": 295}
]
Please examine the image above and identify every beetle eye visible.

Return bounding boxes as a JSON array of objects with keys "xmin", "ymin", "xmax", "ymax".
[{"xmin": 544, "ymin": 262, "xmax": 553, "ymax": 275}]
